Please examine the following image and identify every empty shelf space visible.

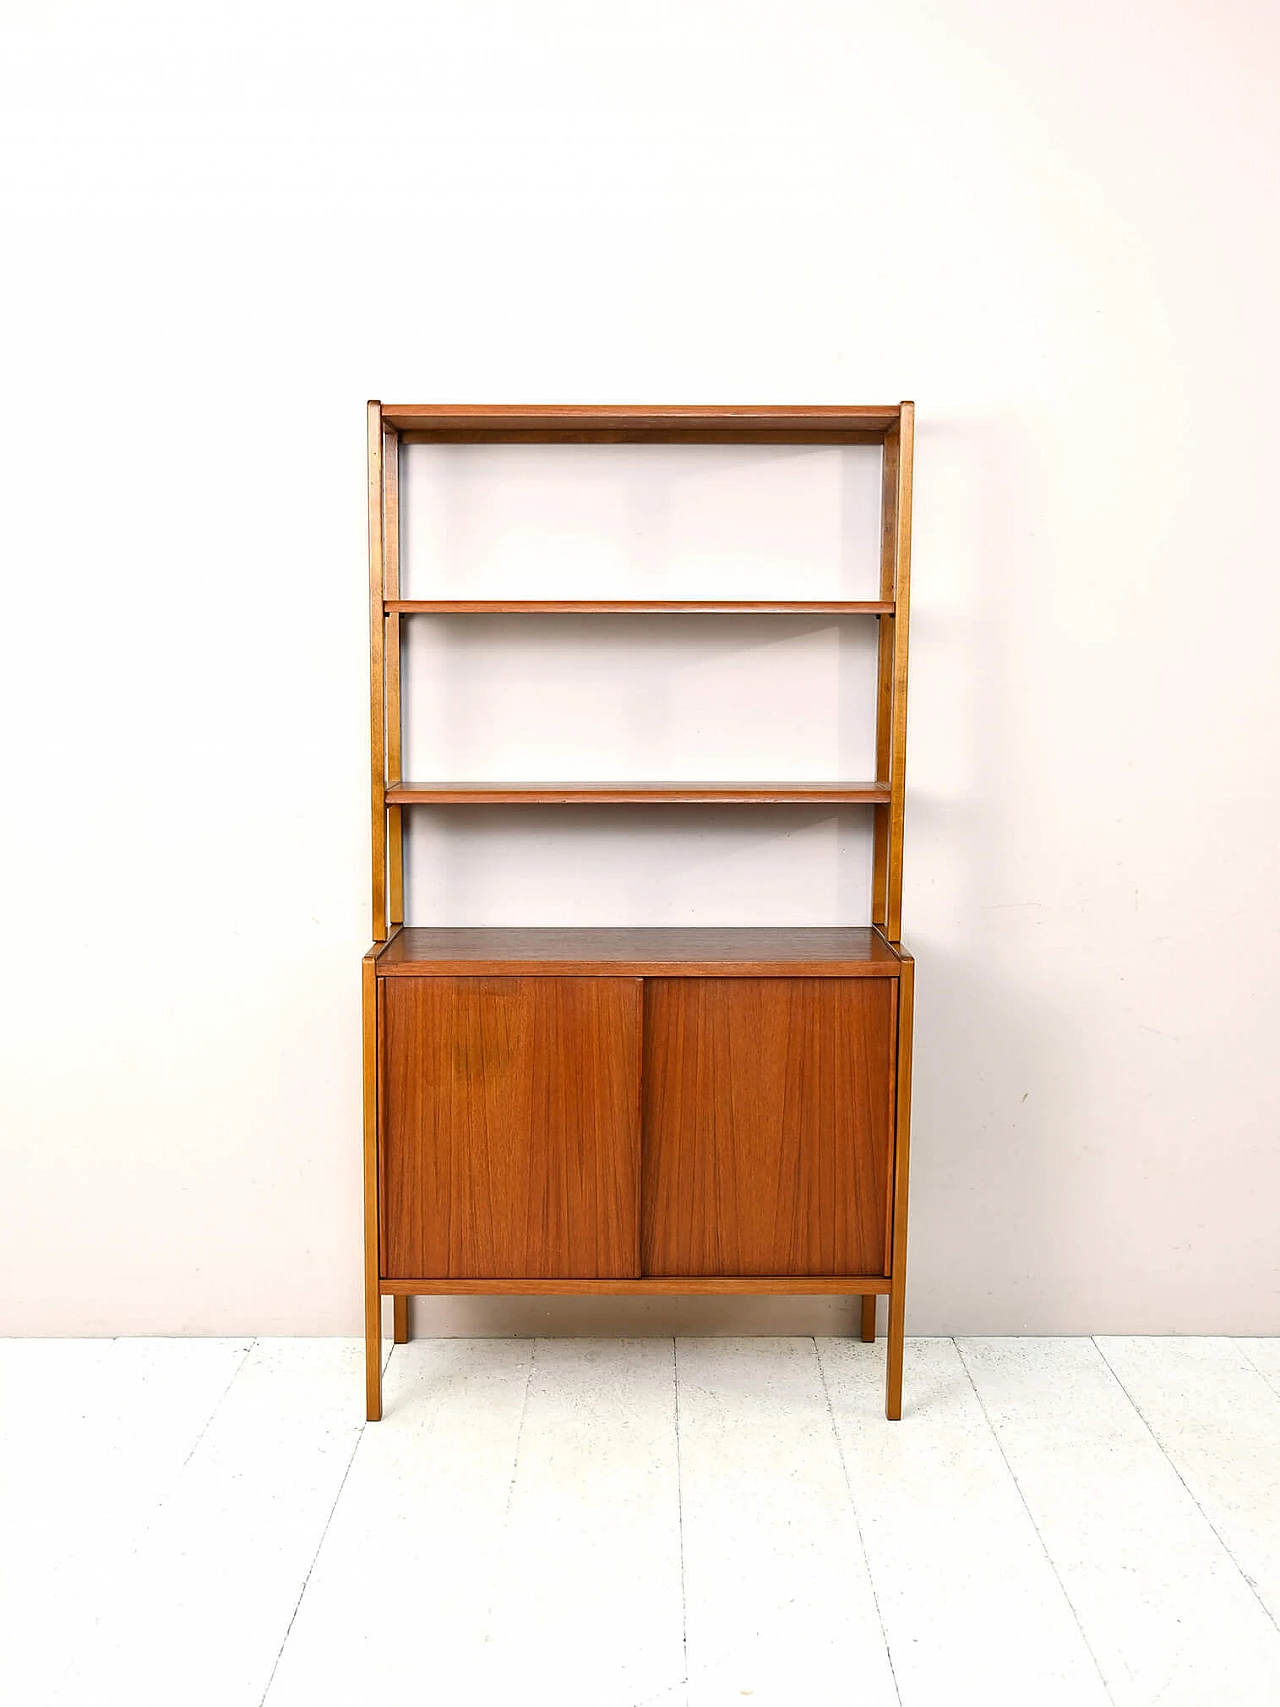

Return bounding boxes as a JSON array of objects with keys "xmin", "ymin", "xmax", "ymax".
[
  {"xmin": 384, "ymin": 599, "xmax": 893, "ymax": 615},
  {"xmin": 374, "ymin": 925, "xmax": 903, "ymax": 976},
  {"xmin": 384, "ymin": 779, "xmax": 892, "ymax": 804}
]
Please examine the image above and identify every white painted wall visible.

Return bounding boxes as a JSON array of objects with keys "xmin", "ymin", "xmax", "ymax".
[{"xmin": 2, "ymin": 0, "xmax": 1278, "ymax": 1336}]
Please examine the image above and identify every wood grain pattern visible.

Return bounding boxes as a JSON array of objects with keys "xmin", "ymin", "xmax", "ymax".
[
  {"xmin": 361, "ymin": 949, "xmax": 381, "ymax": 1421},
  {"xmin": 375, "ymin": 926, "xmax": 903, "ymax": 978},
  {"xmin": 872, "ymin": 430, "xmax": 899, "ymax": 928},
  {"xmin": 886, "ymin": 952, "xmax": 914, "ymax": 1420},
  {"xmin": 380, "ymin": 977, "xmax": 642, "ymax": 1280},
  {"xmin": 886, "ymin": 403, "xmax": 914, "ymax": 943},
  {"xmin": 386, "ymin": 618, "xmax": 403, "ymax": 927},
  {"xmin": 367, "ymin": 402, "xmax": 387, "ymax": 942},
  {"xmin": 383, "ymin": 424, "xmax": 403, "ymax": 928},
  {"xmin": 384, "ymin": 600, "xmax": 894, "ymax": 615},
  {"xmin": 382, "ymin": 425, "xmax": 400, "ymax": 599},
  {"xmin": 385, "ymin": 779, "xmax": 890, "ymax": 805},
  {"xmin": 379, "ymin": 1276, "xmax": 892, "ymax": 1295},
  {"xmin": 641, "ymin": 979, "xmax": 897, "ymax": 1277},
  {"xmin": 383, "ymin": 404, "xmax": 900, "ymax": 441}
]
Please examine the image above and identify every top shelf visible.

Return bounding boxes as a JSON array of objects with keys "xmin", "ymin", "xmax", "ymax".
[
  {"xmin": 381, "ymin": 404, "xmax": 904, "ymax": 445},
  {"xmin": 384, "ymin": 600, "xmax": 894, "ymax": 615}
]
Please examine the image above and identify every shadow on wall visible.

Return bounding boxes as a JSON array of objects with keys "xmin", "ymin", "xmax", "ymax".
[{"xmin": 905, "ymin": 414, "xmax": 1089, "ymax": 1336}]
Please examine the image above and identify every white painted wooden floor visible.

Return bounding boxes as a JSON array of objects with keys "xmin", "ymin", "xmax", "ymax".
[{"xmin": 3, "ymin": 1337, "xmax": 1280, "ymax": 1707}]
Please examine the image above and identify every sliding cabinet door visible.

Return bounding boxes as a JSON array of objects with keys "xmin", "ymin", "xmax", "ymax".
[
  {"xmin": 641, "ymin": 977, "xmax": 896, "ymax": 1276},
  {"xmin": 381, "ymin": 976, "xmax": 642, "ymax": 1279}
]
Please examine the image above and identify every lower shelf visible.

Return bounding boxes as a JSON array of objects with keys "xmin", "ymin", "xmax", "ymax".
[{"xmin": 379, "ymin": 1276, "xmax": 892, "ymax": 1296}]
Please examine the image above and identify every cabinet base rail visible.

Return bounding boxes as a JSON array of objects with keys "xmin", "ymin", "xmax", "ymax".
[{"xmin": 378, "ymin": 1275, "xmax": 892, "ymax": 1295}]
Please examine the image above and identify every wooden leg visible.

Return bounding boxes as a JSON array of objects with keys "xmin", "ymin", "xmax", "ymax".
[
  {"xmin": 860, "ymin": 1294, "xmax": 877, "ymax": 1343},
  {"xmin": 885, "ymin": 954, "xmax": 914, "ymax": 1421},
  {"xmin": 393, "ymin": 1294, "xmax": 410, "ymax": 1345},
  {"xmin": 365, "ymin": 1281, "xmax": 383, "ymax": 1422},
  {"xmin": 885, "ymin": 1276, "xmax": 906, "ymax": 1420}
]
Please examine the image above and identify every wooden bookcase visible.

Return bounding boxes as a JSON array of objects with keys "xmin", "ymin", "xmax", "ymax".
[{"xmin": 363, "ymin": 403, "xmax": 915, "ymax": 1419}]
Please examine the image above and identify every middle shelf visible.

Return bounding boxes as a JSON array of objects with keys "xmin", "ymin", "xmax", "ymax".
[
  {"xmin": 385, "ymin": 779, "xmax": 891, "ymax": 804},
  {"xmin": 384, "ymin": 600, "xmax": 893, "ymax": 615}
]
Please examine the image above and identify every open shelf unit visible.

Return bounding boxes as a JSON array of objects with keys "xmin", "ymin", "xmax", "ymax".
[{"xmin": 363, "ymin": 402, "xmax": 916, "ymax": 1422}]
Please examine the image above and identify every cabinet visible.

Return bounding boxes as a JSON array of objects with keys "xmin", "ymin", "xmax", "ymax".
[{"xmin": 363, "ymin": 406, "xmax": 916, "ymax": 1420}]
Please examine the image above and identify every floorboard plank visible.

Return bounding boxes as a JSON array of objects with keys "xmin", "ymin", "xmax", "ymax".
[
  {"xmin": 818, "ymin": 1336, "xmax": 1109, "ymax": 1706},
  {"xmin": 1238, "ymin": 1338, "xmax": 1280, "ymax": 1399},
  {"xmin": 960, "ymin": 1338, "xmax": 1280, "ymax": 1707},
  {"xmin": 677, "ymin": 1337, "xmax": 899, "ymax": 1707},
  {"xmin": 43, "ymin": 1340, "xmax": 365, "ymax": 1707},
  {"xmin": 478, "ymin": 1338, "xmax": 685, "ymax": 1706},
  {"xmin": 0, "ymin": 1338, "xmax": 253, "ymax": 1707},
  {"xmin": 1095, "ymin": 1337, "xmax": 1280, "ymax": 1632},
  {"xmin": 263, "ymin": 1339, "xmax": 535, "ymax": 1705}
]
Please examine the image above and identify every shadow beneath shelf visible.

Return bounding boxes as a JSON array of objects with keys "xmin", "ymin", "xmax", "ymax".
[{"xmin": 406, "ymin": 1293, "xmax": 869, "ymax": 1340}]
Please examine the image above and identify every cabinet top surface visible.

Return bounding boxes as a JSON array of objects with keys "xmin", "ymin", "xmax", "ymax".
[{"xmin": 374, "ymin": 926, "xmax": 904, "ymax": 977}]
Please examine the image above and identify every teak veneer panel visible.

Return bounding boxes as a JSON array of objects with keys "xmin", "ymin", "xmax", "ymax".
[
  {"xmin": 375, "ymin": 926, "xmax": 902, "ymax": 978},
  {"xmin": 385, "ymin": 779, "xmax": 891, "ymax": 805},
  {"xmin": 640, "ymin": 979, "xmax": 896, "ymax": 1277},
  {"xmin": 379, "ymin": 977, "xmax": 641, "ymax": 1280}
]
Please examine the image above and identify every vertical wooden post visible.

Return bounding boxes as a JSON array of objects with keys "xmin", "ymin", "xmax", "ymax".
[
  {"xmin": 383, "ymin": 425, "xmax": 404, "ymax": 927},
  {"xmin": 393, "ymin": 1295, "xmax": 410, "ymax": 1345},
  {"xmin": 885, "ymin": 402, "xmax": 914, "ymax": 944},
  {"xmin": 366, "ymin": 402, "xmax": 387, "ymax": 1418},
  {"xmin": 871, "ymin": 428, "xmax": 899, "ymax": 929},
  {"xmin": 362, "ymin": 950, "xmax": 383, "ymax": 1420},
  {"xmin": 885, "ymin": 951, "xmax": 914, "ymax": 1420},
  {"xmin": 368, "ymin": 402, "xmax": 388, "ymax": 942},
  {"xmin": 860, "ymin": 1294, "xmax": 877, "ymax": 1343}
]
